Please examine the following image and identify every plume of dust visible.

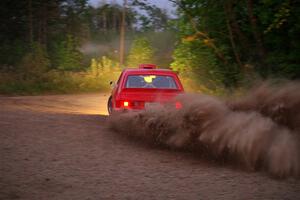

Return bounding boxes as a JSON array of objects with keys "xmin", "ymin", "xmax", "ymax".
[{"xmin": 108, "ymin": 82, "xmax": 300, "ymax": 178}]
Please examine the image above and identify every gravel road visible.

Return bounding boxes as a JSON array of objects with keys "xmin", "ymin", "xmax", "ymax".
[{"xmin": 0, "ymin": 94, "xmax": 299, "ymax": 200}]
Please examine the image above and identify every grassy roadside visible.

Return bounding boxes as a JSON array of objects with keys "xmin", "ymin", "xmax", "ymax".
[{"xmin": 0, "ymin": 70, "xmax": 120, "ymax": 96}]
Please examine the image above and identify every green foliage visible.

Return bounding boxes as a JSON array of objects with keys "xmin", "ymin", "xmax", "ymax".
[
  {"xmin": 3, "ymin": 0, "xmax": 299, "ymax": 95},
  {"xmin": 89, "ymin": 56, "xmax": 120, "ymax": 76},
  {"xmin": 171, "ymin": 40, "xmax": 226, "ymax": 92},
  {"xmin": 127, "ymin": 37, "xmax": 155, "ymax": 67},
  {"xmin": 264, "ymin": 1, "xmax": 291, "ymax": 34},
  {"xmin": 258, "ymin": 0, "xmax": 300, "ymax": 78},
  {"xmin": 56, "ymin": 35, "xmax": 83, "ymax": 71},
  {"xmin": 77, "ymin": 56, "xmax": 121, "ymax": 92},
  {"xmin": 0, "ymin": 54, "xmax": 122, "ymax": 94},
  {"xmin": 170, "ymin": 0, "xmax": 300, "ymax": 93},
  {"xmin": 132, "ymin": 0, "xmax": 169, "ymax": 32},
  {"xmin": 0, "ymin": 43, "xmax": 52, "ymax": 94},
  {"xmin": 18, "ymin": 43, "xmax": 50, "ymax": 81},
  {"xmin": 0, "ymin": 0, "xmax": 175, "ymax": 94},
  {"xmin": 0, "ymin": 40, "xmax": 27, "ymax": 69}
]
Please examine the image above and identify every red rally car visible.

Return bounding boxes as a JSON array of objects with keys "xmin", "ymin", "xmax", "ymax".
[{"xmin": 107, "ymin": 64, "xmax": 184, "ymax": 114}]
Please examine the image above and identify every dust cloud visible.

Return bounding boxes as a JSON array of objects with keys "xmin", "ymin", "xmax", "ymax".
[{"xmin": 108, "ymin": 82, "xmax": 300, "ymax": 178}]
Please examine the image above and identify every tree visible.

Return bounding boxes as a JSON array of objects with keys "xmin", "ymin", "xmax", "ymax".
[
  {"xmin": 127, "ymin": 37, "xmax": 155, "ymax": 67},
  {"xmin": 56, "ymin": 35, "xmax": 83, "ymax": 71},
  {"xmin": 18, "ymin": 42, "xmax": 50, "ymax": 80},
  {"xmin": 170, "ymin": 0, "xmax": 300, "ymax": 88},
  {"xmin": 131, "ymin": 0, "xmax": 169, "ymax": 32}
]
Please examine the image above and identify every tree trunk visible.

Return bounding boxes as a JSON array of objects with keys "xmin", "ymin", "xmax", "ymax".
[
  {"xmin": 102, "ymin": 12, "xmax": 107, "ymax": 32},
  {"xmin": 246, "ymin": 0, "xmax": 266, "ymax": 60},
  {"xmin": 113, "ymin": 11, "xmax": 117, "ymax": 32},
  {"xmin": 227, "ymin": 1, "xmax": 250, "ymax": 53},
  {"xmin": 28, "ymin": 0, "xmax": 33, "ymax": 44},
  {"xmin": 41, "ymin": 2, "xmax": 47, "ymax": 47},
  {"xmin": 37, "ymin": 2, "xmax": 47, "ymax": 47},
  {"xmin": 224, "ymin": 3, "xmax": 243, "ymax": 69},
  {"xmin": 38, "ymin": 18, "xmax": 42, "ymax": 44},
  {"xmin": 119, "ymin": 0, "xmax": 127, "ymax": 67}
]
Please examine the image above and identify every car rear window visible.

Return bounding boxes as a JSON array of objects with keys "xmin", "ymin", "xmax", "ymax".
[{"xmin": 125, "ymin": 75, "xmax": 178, "ymax": 89}]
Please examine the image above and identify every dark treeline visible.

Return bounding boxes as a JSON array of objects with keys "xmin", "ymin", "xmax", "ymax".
[
  {"xmin": 0, "ymin": 0, "xmax": 173, "ymax": 94},
  {"xmin": 0, "ymin": 0, "xmax": 299, "ymax": 94},
  {"xmin": 171, "ymin": 0, "xmax": 300, "ymax": 91},
  {"xmin": 0, "ymin": 0, "xmax": 172, "ymax": 70},
  {"xmin": 0, "ymin": 0, "xmax": 133, "ymax": 71}
]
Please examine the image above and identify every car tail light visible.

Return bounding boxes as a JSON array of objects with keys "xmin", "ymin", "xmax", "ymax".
[
  {"xmin": 123, "ymin": 101, "xmax": 129, "ymax": 107},
  {"xmin": 175, "ymin": 101, "xmax": 182, "ymax": 109},
  {"xmin": 116, "ymin": 100, "xmax": 130, "ymax": 108},
  {"xmin": 116, "ymin": 100, "xmax": 145, "ymax": 109}
]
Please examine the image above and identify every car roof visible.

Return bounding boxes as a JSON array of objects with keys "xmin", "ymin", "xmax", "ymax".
[{"xmin": 122, "ymin": 68, "xmax": 178, "ymax": 76}]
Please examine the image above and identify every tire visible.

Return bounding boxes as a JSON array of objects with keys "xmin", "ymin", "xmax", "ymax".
[{"xmin": 107, "ymin": 96, "xmax": 113, "ymax": 115}]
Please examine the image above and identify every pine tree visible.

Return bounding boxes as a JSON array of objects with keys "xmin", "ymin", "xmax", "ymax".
[{"xmin": 57, "ymin": 35, "xmax": 83, "ymax": 71}]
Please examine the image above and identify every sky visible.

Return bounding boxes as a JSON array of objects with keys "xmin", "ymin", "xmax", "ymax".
[{"xmin": 88, "ymin": 0, "xmax": 176, "ymax": 14}]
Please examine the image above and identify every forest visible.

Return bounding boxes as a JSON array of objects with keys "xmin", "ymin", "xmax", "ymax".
[{"xmin": 0, "ymin": 0, "xmax": 299, "ymax": 94}]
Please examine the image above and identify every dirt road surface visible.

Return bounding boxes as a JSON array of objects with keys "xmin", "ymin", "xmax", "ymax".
[{"xmin": 0, "ymin": 94, "xmax": 299, "ymax": 200}]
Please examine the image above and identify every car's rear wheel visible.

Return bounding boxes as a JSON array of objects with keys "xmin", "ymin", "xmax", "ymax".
[{"xmin": 107, "ymin": 96, "xmax": 113, "ymax": 114}]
